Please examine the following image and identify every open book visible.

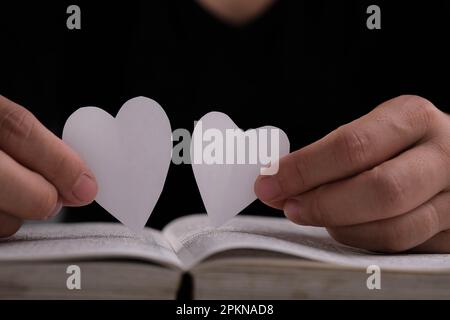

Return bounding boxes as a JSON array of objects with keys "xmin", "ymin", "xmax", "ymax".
[{"xmin": 1, "ymin": 214, "xmax": 450, "ymax": 299}]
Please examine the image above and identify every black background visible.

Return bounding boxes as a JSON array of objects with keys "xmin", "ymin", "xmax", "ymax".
[{"xmin": 1, "ymin": 1, "xmax": 449, "ymax": 229}]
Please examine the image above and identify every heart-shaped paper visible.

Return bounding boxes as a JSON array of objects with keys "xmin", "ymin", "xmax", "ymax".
[
  {"xmin": 62, "ymin": 97, "xmax": 172, "ymax": 232},
  {"xmin": 191, "ymin": 112, "xmax": 290, "ymax": 227}
]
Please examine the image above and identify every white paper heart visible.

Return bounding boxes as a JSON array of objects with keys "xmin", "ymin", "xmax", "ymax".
[
  {"xmin": 191, "ymin": 112, "xmax": 290, "ymax": 227},
  {"xmin": 62, "ymin": 97, "xmax": 172, "ymax": 232}
]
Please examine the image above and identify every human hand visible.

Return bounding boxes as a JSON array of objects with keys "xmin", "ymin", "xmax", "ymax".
[
  {"xmin": 255, "ymin": 95, "xmax": 450, "ymax": 253},
  {"xmin": 0, "ymin": 96, "xmax": 97, "ymax": 237}
]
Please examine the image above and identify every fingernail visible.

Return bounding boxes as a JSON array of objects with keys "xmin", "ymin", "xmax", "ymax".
[
  {"xmin": 72, "ymin": 173, "xmax": 97, "ymax": 203},
  {"xmin": 255, "ymin": 175, "xmax": 282, "ymax": 201},
  {"xmin": 283, "ymin": 199, "xmax": 303, "ymax": 224},
  {"xmin": 46, "ymin": 201, "xmax": 63, "ymax": 220}
]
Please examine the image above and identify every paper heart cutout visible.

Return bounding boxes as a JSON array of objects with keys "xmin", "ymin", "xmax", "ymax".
[
  {"xmin": 62, "ymin": 97, "xmax": 172, "ymax": 232},
  {"xmin": 191, "ymin": 112, "xmax": 290, "ymax": 227}
]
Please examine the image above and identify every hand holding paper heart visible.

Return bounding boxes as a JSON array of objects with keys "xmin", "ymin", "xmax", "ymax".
[
  {"xmin": 0, "ymin": 95, "xmax": 98, "ymax": 238},
  {"xmin": 253, "ymin": 95, "xmax": 450, "ymax": 253},
  {"xmin": 63, "ymin": 97, "xmax": 172, "ymax": 232}
]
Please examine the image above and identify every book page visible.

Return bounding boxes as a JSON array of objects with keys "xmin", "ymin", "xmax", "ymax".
[
  {"xmin": 0, "ymin": 223, "xmax": 181, "ymax": 269},
  {"xmin": 163, "ymin": 214, "xmax": 450, "ymax": 272}
]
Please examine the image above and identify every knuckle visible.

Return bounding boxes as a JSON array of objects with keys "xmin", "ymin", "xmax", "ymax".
[
  {"xmin": 0, "ymin": 106, "xmax": 36, "ymax": 145},
  {"xmin": 334, "ymin": 126, "xmax": 372, "ymax": 168},
  {"xmin": 422, "ymin": 202, "xmax": 441, "ymax": 238},
  {"xmin": 402, "ymin": 94, "xmax": 436, "ymax": 111},
  {"xmin": 400, "ymin": 95, "xmax": 438, "ymax": 131},
  {"xmin": 367, "ymin": 166, "xmax": 406, "ymax": 215}
]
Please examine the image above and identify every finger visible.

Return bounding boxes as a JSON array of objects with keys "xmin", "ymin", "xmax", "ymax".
[
  {"xmin": 0, "ymin": 96, "xmax": 97, "ymax": 205},
  {"xmin": 0, "ymin": 212, "xmax": 22, "ymax": 238},
  {"xmin": 0, "ymin": 150, "xmax": 62, "ymax": 220},
  {"xmin": 409, "ymin": 230, "xmax": 450, "ymax": 253},
  {"xmin": 283, "ymin": 141, "xmax": 450, "ymax": 226},
  {"xmin": 326, "ymin": 191, "xmax": 450, "ymax": 253},
  {"xmin": 255, "ymin": 95, "xmax": 438, "ymax": 205}
]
